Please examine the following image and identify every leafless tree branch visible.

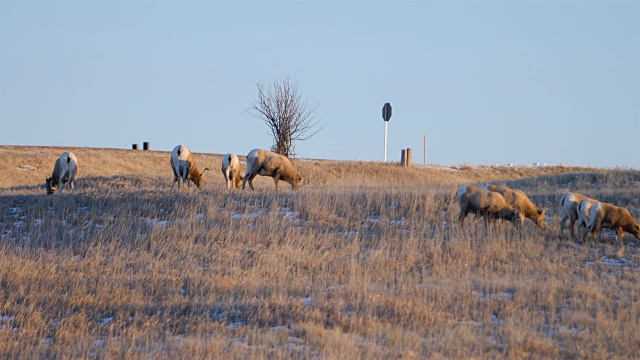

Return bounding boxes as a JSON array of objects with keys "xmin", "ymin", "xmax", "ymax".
[{"xmin": 249, "ymin": 78, "xmax": 323, "ymax": 158}]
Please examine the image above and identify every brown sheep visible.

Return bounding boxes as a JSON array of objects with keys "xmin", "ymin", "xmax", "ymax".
[
  {"xmin": 170, "ymin": 145, "xmax": 209, "ymax": 189},
  {"xmin": 576, "ymin": 198, "xmax": 598, "ymax": 242},
  {"xmin": 585, "ymin": 202, "xmax": 640, "ymax": 247},
  {"xmin": 559, "ymin": 192, "xmax": 594, "ymax": 239},
  {"xmin": 483, "ymin": 184, "xmax": 546, "ymax": 227},
  {"xmin": 221, "ymin": 153, "xmax": 243, "ymax": 190},
  {"xmin": 45, "ymin": 151, "xmax": 78, "ymax": 196},
  {"xmin": 241, "ymin": 148, "xmax": 303, "ymax": 191},
  {"xmin": 456, "ymin": 185, "xmax": 524, "ymax": 229}
]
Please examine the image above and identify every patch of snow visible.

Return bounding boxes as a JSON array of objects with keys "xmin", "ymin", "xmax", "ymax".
[
  {"xmin": 484, "ymin": 292, "xmax": 513, "ymax": 301},
  {"xmin": 232, "ymin": 212, "xmax": 262, "ymax": 219},
  {"xmin": 390, "ymin": 218, "xmax": 406, "ymax": 225},
  {"xmin": 34, "ymin": 219, "xmax": 42, "ymax": 226},
  {"xmin": 458, "ymin": 320, "xmax": 483, "ymax": 327},
  {"xmin": 99, "ymin": 317, "xmax": 113, "ymax": 326},
  {"xmin": 229, "ymin": 321, "xmax": 245, "ymax": 330},
  {"xmin": 269, "ymin": 326, "xmax": 290, "ymax": 333},
  {"xmin": 301, "ymin": 297, "xmax": 314, "ymax": 306},
  {"xmin": 17, "ymin": 165, "xmax": 36, "ymax": 171}
]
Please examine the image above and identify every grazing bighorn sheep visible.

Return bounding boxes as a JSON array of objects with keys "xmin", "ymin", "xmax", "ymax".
[
  {"xmin": 45, "ymin": 151, "xmax": 78, "ymax": 196},
  {"xmin": 483, "ymin": 184, "xmax": 545, "ymax": 227},
  {"xmin": 559, "ymin": 192, "xmax": 592, "ymax": 239},
  {"xmin": 221, "ymin": 153, "xmax": 243, "ymax": 190},
  {"xmin": 584, "ymin": 202, "xmax": 640, "ymax": 247},
  {"xmin": 241, "ymin": 148, "xmax": 303, "ymax": 191},
  {"xmin": 456, "ymin": 185, "xmax": 524, "ymax": 229},
  {"xmin": 576, "ymin": 197, "xmax": 598, "ymax": 242},
  {"xmin": 170, "ymin": 145, "xmax": 209, "ymax": 189}
]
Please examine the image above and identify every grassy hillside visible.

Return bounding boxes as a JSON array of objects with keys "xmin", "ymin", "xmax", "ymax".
[{"xmin": 1, "ymin": 146, "xmax": 639, "ymax": 358}]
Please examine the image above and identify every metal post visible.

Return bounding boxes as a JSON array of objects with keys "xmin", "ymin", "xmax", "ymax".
[
  {"xmin": 384, "ymin": 121, "xmax": 388, "ymax": 162},
  {"xmin": 424, "ymin": 135, "xmax": 426, "ymax": 164}
]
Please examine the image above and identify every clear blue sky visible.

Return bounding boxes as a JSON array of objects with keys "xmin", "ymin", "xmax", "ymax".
[{"xmin": 1, "ymin": 1, "xmax": 638, "ymax": 168}]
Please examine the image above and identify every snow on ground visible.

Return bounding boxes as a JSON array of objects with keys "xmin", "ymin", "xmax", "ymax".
[
  {"xmin": 419, "ymin": 162, "xmax": 574, "ymax": 171},
  {"xmin": 17, "ymin": 165, "xmax": 36, "ymax": 171},
  {"xmin": 231, "ymin": 207, "xmax": 300, "ymax": 221}
]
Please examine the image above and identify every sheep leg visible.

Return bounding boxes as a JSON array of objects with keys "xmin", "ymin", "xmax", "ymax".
[
  {"xmin": 560, "ymin": 214, "xmax": 567, "ymax": 239},
  {"xmin": 591, "ymin": 222, "xmax": 603, "ymax": 246},
  {"xmin": 569, "ymin": 217, "xmax": 577, "ymax": 239},
  {"xmin": 615, "ymin": 228, "xmax": 624, "ymax": 251},
  {"xmin": 242, "ymin": 173, "xmax": 257, "ymax": 191},
  {"xmin": 225, "ymin": 169, "xmax": 231, "ymax": 190},
  {"xmin": 57, "ymin": 178, "xmax": 65, "ymax": 197},
  {"xmin": 458, "ymin": 210, "xmax": 467, "ymax": 229},
  {"xmin": 241, "ymin": 174, "xmax": 248, "ymax": 190},
  {"xmin": 171, "ymin": 176, "xmax": 178, "ymax": 189},
  {"xmin": 273, "ymin": 168, "xmax": 281, "ymax": 191},
  {"xmin": 183, "ymin": 167, "xmax": 189, "ymax": 188},
  {"xmin": 241, "ymin": 171, "xmax": 254, "ymax": 190}
]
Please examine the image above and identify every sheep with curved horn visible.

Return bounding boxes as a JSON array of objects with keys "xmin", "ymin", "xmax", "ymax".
[{"xmin": 170, "ymin": 145, "xmax": 209, "ymax": 189}]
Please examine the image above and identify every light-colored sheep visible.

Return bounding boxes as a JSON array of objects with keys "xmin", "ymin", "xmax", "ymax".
[
  {"xmin": 585, "ymin": 202, "xmax": 640, "ymax": 247},
  {"xmin": 45, "ymin": 151, "xmax": 78, "ymax": 196},
  {"xmin": 241, "ymin": 148, "xmax": 303, "ymax": 191},
  {"xmin": 170, "ymin": 145, "xmax": 209, "ymax": 189},
  {"xmin": 559, "ymin": 192, "xmax": 593, "ymax": 239},
  {"xmin": 576, "ymin": 197, "xmax": 598, "ymax": 242},
  {"xmin": 483, "ymin": 184, "xmax": 546, "ymax": 227},
  {"xmin": 456, "ymin": 185, "xmax": 524, "ymax": 229},
  {"xmin": 221, "ymin": 153, "xmax": 243, "ymax": 190}
]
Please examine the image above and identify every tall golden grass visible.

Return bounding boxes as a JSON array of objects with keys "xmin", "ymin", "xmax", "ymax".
[{"xmin": 0, "ymin": 145, "xmax": 639, "ymax": 359}]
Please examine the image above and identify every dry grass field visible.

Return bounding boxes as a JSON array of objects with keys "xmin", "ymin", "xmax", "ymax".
[{"xmin": 1, "ymin": 145, "xmax": 639, "ymax": 359}]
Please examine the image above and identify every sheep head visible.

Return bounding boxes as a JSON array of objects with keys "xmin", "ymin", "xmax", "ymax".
[
  {"xmin": 535, "ymin": 209, "xmax": 547, "ymax": 228},
  {"xmin": 292, "ymin": 175, "xmax": 303, "ymax": 191},
  {"xmin": 45, "ymin": 177, "xmax": 57, "ymax": 195},
  {"xmin": 193, "ymin": 168, "xmax": 209, "ymax": 189}
]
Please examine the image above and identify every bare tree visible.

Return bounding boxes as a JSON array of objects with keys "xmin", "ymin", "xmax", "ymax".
[{"xmin": 249, "ymin": 78, "xmax": 322, "ymax": 158}]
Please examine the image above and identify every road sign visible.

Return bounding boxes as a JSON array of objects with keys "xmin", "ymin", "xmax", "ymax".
[
  {"xmin": 382, "ymin": 103, "xmax": 392, "ymax": 122},
  {"xmin": 382, "ymin": 103, "xmax": 392, "ymax": 161}
]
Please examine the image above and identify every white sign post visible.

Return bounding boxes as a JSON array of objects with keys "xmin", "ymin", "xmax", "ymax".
[{"xmin": 382, "ymin": 103, "xmax": 392, "ymax": 162}]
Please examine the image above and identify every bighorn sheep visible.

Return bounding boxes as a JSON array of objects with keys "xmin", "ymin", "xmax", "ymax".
[
  {"xmin": 45, "ymin": 151, "xmax": 78, "ymax": 195},
  {"xmin": 170, "ymin": 145, "xmax": 209, "ymax": 189},
  {"xmin": 576, "ymin": 197, "xmax": 598, "ymax": 242},
  {"xmin": 559, "ymin": 192, "xmax": 592, "ymax": 239},
  {"xmin": 221, "ymin": 153, "xmax": 243, "ymax": 190},
  {"xmin": 584, "ymin": 202, "xmax": 640, "ymax": 246},
  {"xmin": 483, "ymin": 184, "xmax": 545, "ymax": 227},
  {"xmin": 456, "ymin": 185, "xmax": 524, "ymax": 229},
  {"xmin": 241, "ymin": 148, "xmax": 303, "ymax": 191}
]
